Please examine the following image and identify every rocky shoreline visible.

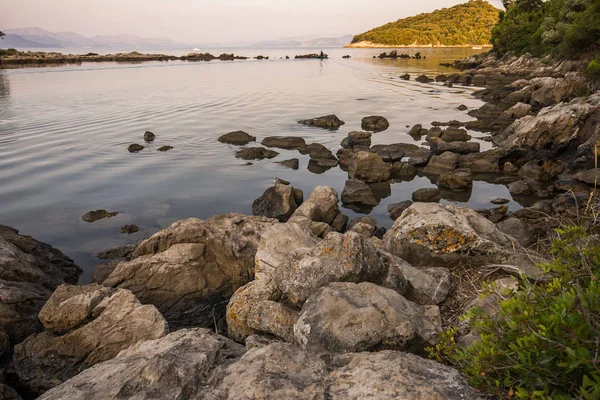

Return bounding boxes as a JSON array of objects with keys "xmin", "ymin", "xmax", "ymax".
[
  {"xmin": 0, "ymin": 50, "xmax": 340, "ymax": 67},
  {"xmin": 1, "ymin": 51, "xmax": 599, "ymax": 399},
  {"xmin": 346, "ymin": 40, "xmax": 493, "ymax": 49}
]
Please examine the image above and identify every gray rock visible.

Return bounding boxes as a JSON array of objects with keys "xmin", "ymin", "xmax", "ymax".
[
  {"xmin": 508, "ymin": 179, "xmax": 532, "ymax": 195},
  {"xmin": 382, "ymin": 203, "xmax": 545, "ymax": 276},
  {"xmin": 349, "ymin": 151, "xmax": 391, "ymax": 183},
  {"xmin": 412, "ymin": 188, "xmax": 441, "ymax": 203},
  {"xmin": 276, "ymin": 158, "xmax": 300, "ymax": 170},
  {"xmin": 298, "ymin": 114, "xmax": 345, "ymax": 130},
  {"xmin": 408, "ymin": 124, "xmax": 423, "ymax": 136},
  {"xmin": 347, "ymin": 222, "xmax": 376, "ymax": 239},
  {"xmin": 291, "ymin": 186, "xmax": 342, "ymax": 227},
  {"xmin": 305, "ymin": 143, "xmax": 339, "ymax": 168},
  {"xmin": 128, "ymin": 143, "xmax": 144, "ymax": 152},
  {"xmin": 440, "ymin": 127, "xmax": 471, "ymax": 142},
  {"xmin": 120, "ymin": 224, "xmax": 139, "ymax": 234},
  {"xmin": 261, "ymin": 136, "xmax": 306, "ymax": 150},
  {"xmin": 0, "ymin": 225, "xmax": 81, "ymax": 344},
  {"xmin": 416, "ymin": 75, "xmax": 434, "ymax": 83},
  {"xmin": 13, "ymin": 288, "xmax": 168, "ymax": 396},
  {"xmin": 38, "ymin": 329, "xmax": 244, "ymax": 400},
  {"xmin": 391, "ymin": 161, "xmax": 417, "ymax": 178},
  {"xmin": 378, "ymin": 250, "xmax": 450, "ymax": 305},
  {"xmin": 274, "ymin": 232, "xmax": 386, "ymax": 307},
  {"xmin": 81, "ymin": 209, "xmax": 119, "ymax": 223},
  {"xmin": 497, "ymin": 217, "xmax": 535, "ymax": 247},
  {"xmin": 294, "ymin": 282, "xmax": 441, "ymax": 352},
  {"xmin": 400, "ymin": 73, "xmax": 410, "ymax": 80},
  {"xmin": 341, "ymin": 180, "xmax": 378, "ymax": 206},
  {"xmin": 573, "ymin": 169, "xmax": 600, "ymax": 185},
  {"xmin": 252, "ymin": 183, "xmax": 302, "ymax": 222},
  {"xmin": 347, "ymin": 216, "xmax": 377, "ymax": 231},
  {"xmin": 429, "ymin": 137, "xmax": 480, "ymax": 155},
  {"xmin": 157, "ymin": 145, "xmax": 173, "ymax": 152},
  {"xmin": 426, "ymin": 127, "xmax": 443, "ymax": 141},
  {"xmin": 143, "ymin": 131, "xmax": 156, "ymax": 142},
  {"xmin": 218, "ymin": 131, "xmax": 256, "ymax": 145},
  {"xmin": 235, "ymin": 147, "xmax": 279, "ymax": 160},
  {"xmin": 387, "ymin": 201, "xmax": 413, "ymax": 220},
  {"xmin": 437, "ymin": 168, "xmax": 473, "ymax": 191},
  {"xmin": 504, "ymin": 102, "xmax": 532, "ymax": 118},
  {"xmin": 103, "ymin": 214, "xmax": 277, "ymax": 330},
  {"xmin": 407, "ymin": 147, "xmax": 432, "ymax": 166},
  {"xmin": 361, "ymin": 115, "xmax": 389, "ymax": 132},
  {"xmin": 423, "ymin": 152, "xmax": 459, "ymax": 175}
]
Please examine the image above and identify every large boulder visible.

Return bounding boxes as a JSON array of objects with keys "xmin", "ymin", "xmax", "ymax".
[
  {"xmin": 361, "ymin": 115, "xmax": 389, "ymax": 132},
  {"xmin": 101, "ymin": 214, "xmax": 277, "ymax": 330},
  {"xmin": 349, "ymin": 151, "xmax": 391, "ymax": 183},
  {"xmin": 38, "ymin": 328, "xmax": 245, "ymax": 400},
  {"xmin": 274, "ymin": 232, "xmax": 386, "ymax": 307},
  {"xmin": 13, "ymin": 286, "xmax": 168, "ymax": 396},
  {"xmin": 382, "ymin": 203, "xmax": 544, "ymax": 276},
  {"xmin": 291, "ymin": 186, "xmax": 345, "ymax": 229},
  {"xmin": 0, "ymin": 225, "xmax": 81, "ymax": 344},
  {"xmin": 218, "ymin": 131, "xmax": 256, "ymax": 145},
  {"xmin": 294, "ymin": 282, "xmax": 441, "ymax": 353},
  {"xmin": 298, "ymin": 114, "xmax": 345, "ymax": 130},
  {"xmin": 252, "ymin": 183, "xmax": 303, "ymax": 222},
  {"xmin": 205, "ymin": 343, "xmax": 482, "ymax": 400}
]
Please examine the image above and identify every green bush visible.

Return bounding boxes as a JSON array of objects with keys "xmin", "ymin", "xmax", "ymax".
[
  {"xmin": 429, "ymin": 225, "xmax": 600, "ymax": 399},
  {"xmin": 586, "ymin": 58, "xmax": 600, "ymax": 79}
]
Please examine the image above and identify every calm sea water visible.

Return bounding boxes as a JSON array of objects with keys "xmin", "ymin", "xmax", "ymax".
[{"xmin": 0, "ymin": 47, "xmax": 516, "ymax": 283}]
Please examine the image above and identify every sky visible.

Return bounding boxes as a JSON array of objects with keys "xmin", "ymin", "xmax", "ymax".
[{"xmin": 1, "ymin": 0, "xmax": 505, "ymax": 44}]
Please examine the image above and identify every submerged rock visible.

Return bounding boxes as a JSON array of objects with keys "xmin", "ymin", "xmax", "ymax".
[
  {"xmin": 119, "ymin": 224, "xmax": 139, "ymax": 234},
  {"xmin": 127, "ymin": 143, "xmax": 144, "ymax": 153},
  {"xmin": 157, "ymin": 145, "xmax": 173, "ymax": 152},
  {"xmin": 81, "ymin": 209, "xmax": 119, "ymax": 223},
  {"xmin": 218, "ymin": 131, "xmax": 256, "ymax": 145},
  {"xmin": 416, "ymin": 75, "xmax": 434, "ymax": 83},
  {"xmin": 361, "ymin": 115, "xmax": 390, "ymax": 132},
  {"xmin": 298, "ymin": 114, "xmax": 345, "ymax": 130},
  {"xmin": 261, "ymin": 136, "xmax": 306, "ymax": 150},
  {"xmin": 276, "ymin": 158, "xmax": 300, "ymax": 169},
  {"xmin": 143, "ymin": 131, "xmax": 156, "ymax": 142},
  {"xmin": 235, "ymin": 147, "xmax": 279, "ymax": 160}
]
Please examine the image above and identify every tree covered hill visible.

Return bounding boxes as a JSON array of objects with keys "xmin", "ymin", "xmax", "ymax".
[{"xmin": 350, "ymin": 0, "xmax": 501, "ymax": 47}]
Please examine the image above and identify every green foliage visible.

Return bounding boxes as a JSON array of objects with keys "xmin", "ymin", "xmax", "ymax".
[
  {"xmin": 429, "ymin": 225, "xmax": 600, "ymax": 399},
  {"xmin": 587, "ymin": 57, "xmax": 600, "ymax": 79},
  {"xmin": 491, "ymin": 0, "xmax": 600, "ymax": 59},
  {"xmin": 351, "ymin": 0, "xmax": 500, "ymax": 46}
]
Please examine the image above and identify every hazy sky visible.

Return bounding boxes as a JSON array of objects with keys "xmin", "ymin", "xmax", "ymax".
[{"xmin": 2, "ymin": 0, "xmax": 504, "ymax": 44}]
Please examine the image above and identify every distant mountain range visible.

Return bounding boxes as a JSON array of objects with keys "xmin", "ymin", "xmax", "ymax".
[
  {"xmin": 0, "ymin": 27, "xmax": 354, "ymax": 50},
  {"xmin": 252, "ymin": 34, "xmax": 354, "ymax": 48},
  {"xmin": 1, "ymin": 27, "xmax": 187, "ymax": 49}
]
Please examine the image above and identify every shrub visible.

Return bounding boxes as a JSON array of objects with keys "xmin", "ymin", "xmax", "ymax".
[
  {"xmin": 587, "ymin": 57, "xmax": 600, "ymax": 80},
  {"xmin": 429, "ymin": 225, "xmax": 600, "ymax": 399}
]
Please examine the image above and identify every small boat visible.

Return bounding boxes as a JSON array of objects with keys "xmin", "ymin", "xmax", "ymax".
[{"xmin": 193, "ymin": 48, "xmax": 201, "ymax": 51}]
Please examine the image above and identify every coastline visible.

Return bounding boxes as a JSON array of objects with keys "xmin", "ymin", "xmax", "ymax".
[
  {"xmin": 345, "ymin": 41, "xmax": 493, "ymax": 49},
  {"xmin": 1, "ymin": 50, "xmax": 599, "ymax": 399}
]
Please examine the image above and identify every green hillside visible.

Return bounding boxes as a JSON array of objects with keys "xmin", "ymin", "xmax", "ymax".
[{"xmin": 351, "ymin": 0, "xmax": 501, "ymax": 47}]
